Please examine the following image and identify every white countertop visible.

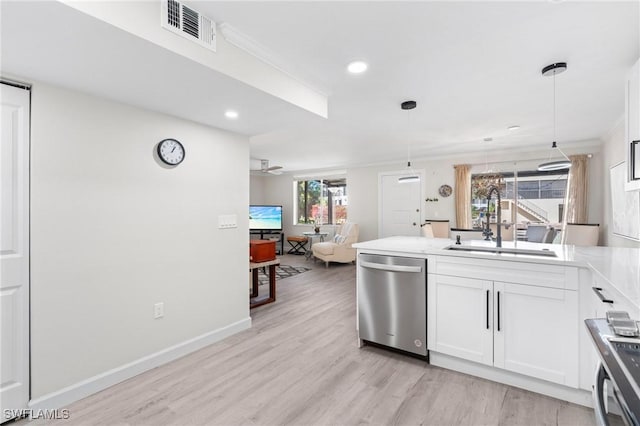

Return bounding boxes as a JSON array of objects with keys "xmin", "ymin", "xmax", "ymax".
[{"xmin": 354, "ymin": 236, "xmax": 640, "ymax": 309}]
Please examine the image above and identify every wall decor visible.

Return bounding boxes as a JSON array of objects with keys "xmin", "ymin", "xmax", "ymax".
[
  {"xmin": 157, "ymin": 138, "xmax": 185, "ymax": 165},
  {"xmin": 610, "ymin": 161, "xmax": 640, "ymax": 241},
  {"xmin": 425, "ymin": 197, "xmax": 439, "ymax": 202},
  {"xmin": 438, "ymin": 184, "xmax": 452, "ymax": 197}
]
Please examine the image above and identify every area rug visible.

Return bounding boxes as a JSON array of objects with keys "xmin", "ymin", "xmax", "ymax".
[{"xmin": 257, "ymin": 265, "xmax": 310, "ymax": 286}]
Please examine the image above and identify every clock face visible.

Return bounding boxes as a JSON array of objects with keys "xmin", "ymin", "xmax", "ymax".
[{"xmin": 157, "ymin": 139, "xmax": 185, "ymax": 165}]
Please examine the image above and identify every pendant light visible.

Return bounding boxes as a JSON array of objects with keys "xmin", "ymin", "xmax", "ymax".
[
  {"xmin": 398, "ymin": 100, "xmax": 420, "ymax": 183},
  {"xmin": 538, "ymin": 62, "xmax": 571, "ymax": 172}
]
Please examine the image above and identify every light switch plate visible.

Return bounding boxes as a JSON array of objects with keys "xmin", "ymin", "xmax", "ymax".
[{"xmin": 218, "ymin": 214, "xmax": 237, "ymax": 229}]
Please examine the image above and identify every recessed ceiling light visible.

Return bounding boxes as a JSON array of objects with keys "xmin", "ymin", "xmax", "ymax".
[
  {"xmin": 225, "ymin": 110, "xmax": 239, "ymax": 119},
  {"xmin": 508, "ymin": 125, "xmax": 521, "ymax": 131},
  {"xmin": 347, "ymin": 61, "xmax": 368, "ymax": 74}
]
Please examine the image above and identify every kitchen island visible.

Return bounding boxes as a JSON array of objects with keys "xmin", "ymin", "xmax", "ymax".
[{"xmin": 353, "ymin": 236, "xmax": 640, "ymax": 408}]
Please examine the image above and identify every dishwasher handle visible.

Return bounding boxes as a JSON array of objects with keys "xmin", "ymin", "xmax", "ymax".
[{"xmin": 360, "ymin": 261, "xmax": 422, "ymax": 273}]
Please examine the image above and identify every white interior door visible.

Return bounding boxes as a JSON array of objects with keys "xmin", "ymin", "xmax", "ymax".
[
  {"xmin": 1, "ymin": 83, "xmax": 30, "ymax": 416},
  {"xmin": 379, "ymin": 171, "xmax": 423, "ymax": 237}
]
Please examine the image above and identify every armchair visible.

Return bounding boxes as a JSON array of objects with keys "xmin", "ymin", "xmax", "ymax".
[{"xmin": 311, "ymin": 223, "xmax": 359, "ymax": 268}]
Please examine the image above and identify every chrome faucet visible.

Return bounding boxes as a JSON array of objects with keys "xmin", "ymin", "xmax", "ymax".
[{"xmin": 484, "ymin": 185, "xmax": 502, "ymax": 248}]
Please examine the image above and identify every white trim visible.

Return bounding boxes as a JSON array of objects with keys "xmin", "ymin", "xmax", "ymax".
[
  {"xmin": 293, "ymin": 170, "xmax": 347, "ymax": 180},
  {"xmin": 218, "ymin": 22, "xmax": 328, "ymax": 98},
  {"xmin": 430, "ymin": 351, "xmax": 594, "ymax": 408},
  {"xmin": 28, "ymin": 317, "xmax": 251, "ymax": 411}
]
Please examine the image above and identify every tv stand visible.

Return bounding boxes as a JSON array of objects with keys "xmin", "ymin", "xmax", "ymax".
[{"xmin": 250, "ymin": 230, "xmax": 284, "ymax": 255}]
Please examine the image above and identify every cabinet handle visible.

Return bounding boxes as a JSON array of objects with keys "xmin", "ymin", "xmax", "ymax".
[
  {"xmin": 592, "ymin": 287, "xmax": 614, "ymax": 304},
  {"xmin": 497, "ymin": 291, "xmax": 501, "ymax": 332},
  {"xmin": 486, "ymin": 290, "xmax": 490, "ymax": 330}
]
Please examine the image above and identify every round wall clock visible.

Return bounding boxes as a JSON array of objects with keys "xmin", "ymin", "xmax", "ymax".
[
  {"xmin": 438, "ymin": 184, "xmax": 453, "ymax": 197},
  {"xmin": 157, "ymin": 138, "xmax": 185, "ymax": 165}
]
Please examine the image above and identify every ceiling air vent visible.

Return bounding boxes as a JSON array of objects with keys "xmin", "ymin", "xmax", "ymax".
[{"xmin": 161, "ymin": 0, "xmax": 216, "ymax": 52}]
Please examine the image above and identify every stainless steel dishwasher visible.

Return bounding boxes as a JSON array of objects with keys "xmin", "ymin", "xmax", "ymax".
[{"xmin": 357, "ymin": 253, "xmax": 427, "ymax": 357}]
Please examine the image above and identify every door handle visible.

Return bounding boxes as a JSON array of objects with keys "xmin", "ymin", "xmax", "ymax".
[
  {"xmin": 486, "ymin": 290, "xmax": 490, "ymax": 330},
  {"xmin": 592, "ymin": 287, "xmax": 614, "ymax": 304},
  {"xmin": 497, "ymin": 291, "xmax": 501, "ymax": 332}
]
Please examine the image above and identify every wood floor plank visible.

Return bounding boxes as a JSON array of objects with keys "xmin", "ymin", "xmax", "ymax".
[{"xmin": 26, "ymin": 254, "xmax": 603, "ymax": 426}]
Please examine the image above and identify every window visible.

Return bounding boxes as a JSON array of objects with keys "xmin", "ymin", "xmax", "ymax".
[
  {"xmin": 471, "ymin": 170, "xmax": 568, "ymax": 230},
  {"xmin": 295, "ymin": 178, "xmax": 347, "ymax": 225}
]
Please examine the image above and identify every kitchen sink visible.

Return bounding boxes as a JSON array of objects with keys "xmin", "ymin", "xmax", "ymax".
[{"xmin": 445, "ymin": 245, "xmax": 558, "ymax": 257}]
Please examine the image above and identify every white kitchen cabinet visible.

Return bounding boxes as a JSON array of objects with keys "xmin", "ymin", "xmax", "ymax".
[
  {"xmin": 625, "ymin": 57, "xmax": 640, "ymax": 191},
  {"xmin": 429, "ymin": 274, "xmax": 493, "ymax": 365},
  {"xmin": 428, "ymin": 256, "xmax": 579, "ymax": 388},
  {"xmin": 494, "ymin": 281, "xmax": 578, "ymax": 387}
]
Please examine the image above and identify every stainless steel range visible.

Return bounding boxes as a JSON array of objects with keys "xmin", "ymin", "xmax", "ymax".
[{"xmin": 585, "ymin": 316, "xmax": 640, "ymax": 426}]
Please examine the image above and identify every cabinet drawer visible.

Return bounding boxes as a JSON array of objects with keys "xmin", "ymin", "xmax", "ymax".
[{"xmin": 434, "ymin": 255, "xmax": 577, "ymax": 290}]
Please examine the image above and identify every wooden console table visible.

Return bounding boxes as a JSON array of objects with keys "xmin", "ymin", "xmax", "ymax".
[{"xmin": 249, "ymin": 258, "xmax": 280, "ymax": 309}]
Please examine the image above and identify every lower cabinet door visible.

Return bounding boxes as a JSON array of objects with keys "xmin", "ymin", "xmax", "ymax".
[
  {"xmin": 493, "ymin": 281, "xmax": 579, "ymax": 388},
  {"xmin": 428, "ymin": 274, "xmax": 493, "ymax": 366}
]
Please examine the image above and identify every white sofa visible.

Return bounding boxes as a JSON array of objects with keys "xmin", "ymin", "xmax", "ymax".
[{"xmin": 311, "ymin": 223, "xmax": 359, "ymax": 268}]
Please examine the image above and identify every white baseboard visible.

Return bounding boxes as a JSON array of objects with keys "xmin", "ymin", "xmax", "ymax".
[
  {"xmin": 29, "ymin": 317, "xmax": 251, "ymax": 411},
  {"xmin": 429, "ymin": 352, "xmax": 594, "ymax": 408}
]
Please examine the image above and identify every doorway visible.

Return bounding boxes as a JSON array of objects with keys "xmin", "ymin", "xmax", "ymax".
[
  {"xmin": 379, "ymin": 170, "xmax": 424, "ymax": 237},
  {"xmin": 1, "ymin": 82, "xmax": 30, "ymax": 418}
]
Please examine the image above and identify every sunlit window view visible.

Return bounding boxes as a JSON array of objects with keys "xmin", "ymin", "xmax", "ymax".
[
  {"xmin": 295, "ymin": 178, "xmax": 348, "ymax": 225},
  {"xmin": 471, "ymin": 170, "xmax": 569, "ymax": 241}
]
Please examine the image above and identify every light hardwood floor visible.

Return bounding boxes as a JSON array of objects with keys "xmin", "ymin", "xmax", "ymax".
[{"xmin": 34, "ymin": 254, "xmax": 608, "ymax": 425}]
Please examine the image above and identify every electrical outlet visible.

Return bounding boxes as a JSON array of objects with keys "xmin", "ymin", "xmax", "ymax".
[{"xmin": 154, "ymin": 302, "xmax": 164, "ymax": 319}]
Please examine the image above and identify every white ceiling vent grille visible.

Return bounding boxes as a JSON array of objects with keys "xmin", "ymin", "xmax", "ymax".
[{"xmin": 161, "ymin": 0, "xmax": 216, "ymax": 52}]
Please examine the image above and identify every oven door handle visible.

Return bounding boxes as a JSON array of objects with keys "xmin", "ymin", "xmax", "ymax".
[{"xmin": 593, "ymin": 361, "xmax": 610, "ymax": 426}]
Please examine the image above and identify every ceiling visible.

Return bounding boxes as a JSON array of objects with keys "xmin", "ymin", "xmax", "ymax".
[
  {"xmin": 2, "ymin": 1, "xmax": 639, "ymax": 174},
  {"xmin": 0, "ymin": 1, "xmax": 316, "ymax": 137}
]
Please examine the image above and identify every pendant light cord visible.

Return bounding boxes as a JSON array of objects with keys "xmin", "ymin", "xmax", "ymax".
[
  {"xmin": 553, "ymin": 70, "xmax": 557, "ymax": 145},
  {"xmin": 406, "ymin": 108, "xmax": 412, "ymax": 167},
  {"xmin": 553, "ymin": 70, "xmax": 571, "ymax": 162}
]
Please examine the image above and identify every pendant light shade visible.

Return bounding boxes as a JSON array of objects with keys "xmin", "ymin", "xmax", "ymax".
[
  {"xmin": 398, "ymin": 175, "xmax": 420, "ymax": 183},
  {"xmin": 538, "ymin": 62, "xmax": 571, "ymax": 172},
  {"xmin": 398, "ymin": 100, "xmax": 420, "ymax": 183},
  {"xmin": 538, "ymin": 142, "xmax": 572, "ymax": 171}
]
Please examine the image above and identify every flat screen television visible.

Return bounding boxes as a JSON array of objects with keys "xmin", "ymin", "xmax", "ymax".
[{"xmin": 249, "ymin": 205, "xmax": 283, "ymax": 231}]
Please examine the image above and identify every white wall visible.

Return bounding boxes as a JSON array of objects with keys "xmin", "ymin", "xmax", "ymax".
[
  {"xmin": 249, "ymin": 174, "xmax": 339, "ymax": 240},
  {"xmin": 30, "ymin": 83, "xmax": 250, "ymax": 398},
  {"xmin": 347, "ymin": 160, "xmax": 456, "ymax": 243},
  {"xmin": 63, "ymin": 1, "xmax": 327, "ymax": 118},
  {"xmin": 601, "ymin": 118, "xmax": 640, "ymax": 248},
  {"xmin": 254, "ymin": 145, "xmax": 605, "ymax": 245},
  {"xmin": 250, "ymin": 174, "xmax": 267, "ymax": 205}
]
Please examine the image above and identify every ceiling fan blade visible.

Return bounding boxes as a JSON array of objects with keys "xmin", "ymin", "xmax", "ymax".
[{"xmin": 256, "ymin": 159, "xmax": 283, "ymax": 174}]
